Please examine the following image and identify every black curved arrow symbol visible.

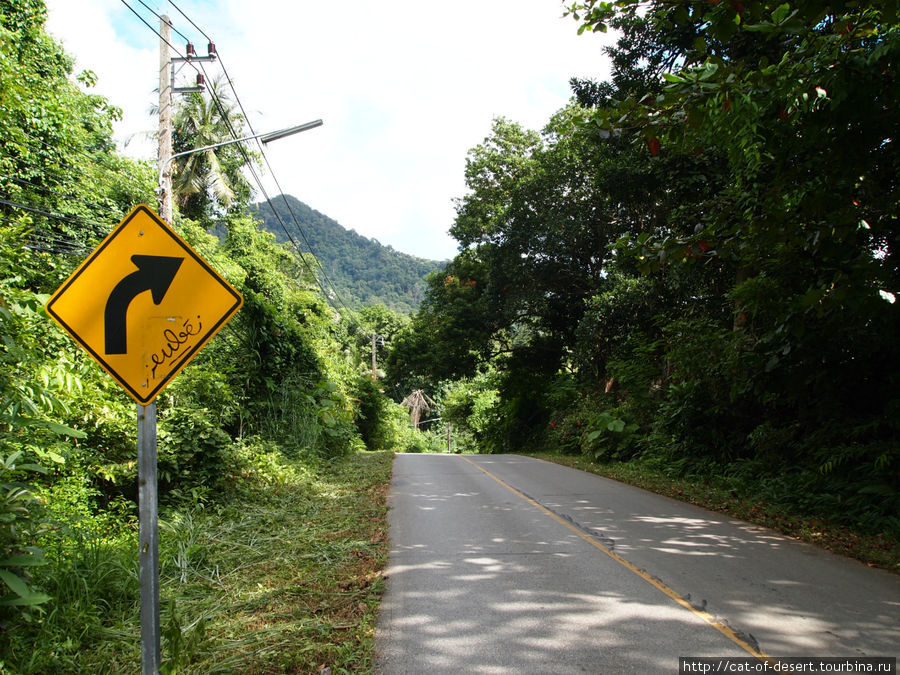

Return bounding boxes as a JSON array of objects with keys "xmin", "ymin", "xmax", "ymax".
[{"xmin": 104, "ymin": 255, "xmax": 184, "ymax": 354}]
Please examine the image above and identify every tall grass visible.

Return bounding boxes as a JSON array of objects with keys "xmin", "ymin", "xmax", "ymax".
[{"xmin": 0, "ymin": 448, "xmax": 393, "ymax": 673}]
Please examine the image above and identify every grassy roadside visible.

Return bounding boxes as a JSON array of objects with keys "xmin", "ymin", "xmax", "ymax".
[
  {"xmin": 19, "ymin": 448, "xmax": 394, "ymax": 675},
  {"xmin": 149, "ymin": 448, "xmax": 394, "ymax": 674},
  {"xmin": 522, "ymin": 451, "xmax": 899, "ymax": 574}
]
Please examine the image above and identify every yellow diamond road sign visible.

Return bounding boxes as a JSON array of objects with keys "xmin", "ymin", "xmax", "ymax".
[{"xmin": 45, "ymin": 204, "xmax": 243, "ymax": 405}]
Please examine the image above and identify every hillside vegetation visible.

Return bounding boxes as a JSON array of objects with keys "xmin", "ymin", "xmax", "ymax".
[
  {"xmin": 2, "ymin": 1, "xmax": 898, "ymax": 671},
  {"xmin": 0, "ymin": 2, "xmax": 424, "ymax": 670},
  {"xmin": 253, "ymin": 195, "xmax": 446, "ymax": 313}
]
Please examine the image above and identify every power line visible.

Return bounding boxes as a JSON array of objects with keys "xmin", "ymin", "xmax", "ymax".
[
  {"xmin": 118, "ymin": 0, "xmax": 203, "ymax": 82},
  {"xmin": 15, "ymin": 128, "xmax": 132, "ymax": 168},
  {"xmin": 4, "ymin": 174, "xmax": 80, "ymax": 198},
  {"xmin": 135, "ymin": 1, "xmax": 340, "ymax": 308},
  {"xmin": 120, "ymin": 0, "xmax": 175, "ymax": 51},
  {"xmin": 193, "ymin": 59, "xmax": 355, "ymax": 318},
  {"xmin": 0, "ymin": 196, "xmax": 116, "ymax": 235},
  {"xmin": 26, "ymin": 232, "xmax": 92, "ymax": 250},
  {"xmin": 1, "ymin": 175, "xmax": 131, "ymax": 220},
  {"xmin": 167, "ymin": 0, "xmax": 211, "ymax": 42},
  {"xmin": 0, "ymin": 216, "xmax": 91, "ymax": 256},
  {"xmin": 199, "ymin": 54, "xmax": 357, "ymax": 320},
  {"xmin": 162, "ymin": 1, "xmax": 355, "ymax": 318},
  {"xmin": 134, "ymin": 0, "xmax": 191, "ymax": 43},
  {"xmin": 3, "ymin": 140, "xmax": 91, "ymax": 174},
  {"xmin": 0, "ymin": 213, "xmax": 96, "ymax": 256},
  {"xmin": 120, "ymin": 2, "xmax": 363, "ymax": 327},
  {"xmin": 2, "ymin": 157, "xmax": 82, "ymax": 184},
  {"xmin": 0, "ymin": 196, "xmax": 85, "ymax": 225},
  {"xmin": 193, "ymin": 66, "xmax": 331, "ymax": 284}
]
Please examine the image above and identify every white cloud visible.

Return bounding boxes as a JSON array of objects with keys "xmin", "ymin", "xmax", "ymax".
[
  {"xmin": 45, "ymin": 0, "xmax": 158, "ymax": 154},
  {"xmin": 44, "ymin": 0, "xmax": 615, "ymax": 260}
]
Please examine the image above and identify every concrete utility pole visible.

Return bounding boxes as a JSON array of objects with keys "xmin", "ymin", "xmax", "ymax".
[
  {"xmin": 370, "ymin": 334, "xmax": 385, "ymax": 380},
  {"xmin": 158, "ymin": 16, "xmax": 173, "ymax": 223},
  {"xmin": 136, "ymin": 17, "xmax": 172, "ymax": 675},
  {"xmin": 141, "ymin": 16, "xmax": 317, "ymax": 674}
]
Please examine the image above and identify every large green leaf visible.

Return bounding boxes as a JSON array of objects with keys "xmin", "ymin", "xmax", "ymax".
[
  {"xmin": 1, "ymin": 553, "xmax": 46, "ymax": 568},
  {"xmin": 0, "ymin": 569, "xmax": 50, "ymax": 606},
  {"xmin": 11, "ymin": 416, "xmax": 86, "ymax": 439}
]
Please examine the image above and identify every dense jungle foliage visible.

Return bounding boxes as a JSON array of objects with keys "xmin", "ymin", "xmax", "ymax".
[
  {"xmin": 252, "ymin": 194, "xmax": 446, "ymax": 314},
  {"xmin": 1, "ymin": 0, "xmax": 898, "ymax": 667},
  {"xmin": 0, "ymin": 1, "xmax": 425, "ymax": 669},
  {"xmin": 388, "ymin": 0, "xmax": 900, "ymax": 541}
]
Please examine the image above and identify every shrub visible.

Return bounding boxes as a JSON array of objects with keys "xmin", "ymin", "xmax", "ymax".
[
  {"xmin": 0, "ymin": 452, "xmax": 51, "ymax": 621},
  {"xmin": 158, "ymin": 407, "xmax": 233, "ymax": 495},
  {"xmin": 352, "ymin": 376, "xmax": 389, "ymax": 450},
  {"xmin": 399, "ymin": 426, "xmax": 445, "ymax": 454},
  {"xmin": 164, "ymin": 367, "xmax": 238, "ymax": 431},
  {"xmin": 439, "ymin": 375, "xmax": 500, "ymax": 453},
  {"xmin": 581, "ymin": 409, "xmax": 640, "ymax": 461}
]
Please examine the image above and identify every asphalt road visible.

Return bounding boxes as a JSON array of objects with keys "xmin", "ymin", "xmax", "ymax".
[{"xmin": 374, "ymin": 453, "xmax": 899, "ymax": 674}]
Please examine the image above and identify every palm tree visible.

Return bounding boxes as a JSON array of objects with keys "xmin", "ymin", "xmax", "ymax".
[
  {"xmin": 172, "ymin": 76, "xmax": 255, "ymax": 221},
  {"xmin": 401, "ymin": 390, "xmax": 437, "ymax": 428}
]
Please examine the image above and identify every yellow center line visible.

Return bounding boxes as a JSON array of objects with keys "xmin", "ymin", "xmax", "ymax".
[{"xmin": 460, "ymin": 455, "xmax": 775, "ymax": 663}]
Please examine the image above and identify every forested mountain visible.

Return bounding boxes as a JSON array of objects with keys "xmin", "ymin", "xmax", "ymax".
[{"xmin": 252, "ymin": 195, "xmax": 446, "ymax": 313}]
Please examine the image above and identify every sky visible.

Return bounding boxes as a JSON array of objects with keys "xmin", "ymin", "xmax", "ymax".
[{"xmin": 44, "ymin": 1, "xmax": 615, "ymax": 261}]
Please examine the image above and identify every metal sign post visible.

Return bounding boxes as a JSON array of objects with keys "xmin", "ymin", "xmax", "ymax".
[
  {"xmin": 42, "ymin": 12, "xmax": 315, "ymax": 669},
  {"xmin": 137, "ymin": 402, "xmax": 160, "ymax": 674},
  {"xmin": 45, "ymin": 203, "xmax": 242, "ymax": 674}
]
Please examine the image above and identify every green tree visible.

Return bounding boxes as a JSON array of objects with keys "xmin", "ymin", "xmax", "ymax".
[
  {"xmin": 568, "ymin": 0, "xmax": 900, "ymax": 453},
  {"xmin": 344, "ymin": 304, "xmax": 409, "ymax": 377},
  {"xmin": 385, "ymin": 251, "xmax": 493, "ymax": 397},
  {"xmin": 0, "ymin": 0, "xmax": 154, "ymax": 257},
  {"xmin": 439, "ymin": 373, "xmax": 499, "ymax": 452},
  {"xmin": 172, "ymin": 77, "xmax": 254, "ymax": 221},
  {"xmin": 0, "ymin": 3, "xmax": 379, "ymax": 666},
  {"xmin": 394, "ymin": 96, "xmax": 728, "ymax": 448}
]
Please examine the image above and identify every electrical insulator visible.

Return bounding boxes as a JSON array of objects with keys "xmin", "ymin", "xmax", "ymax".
[
  {"xmin": 186, "ymin": 42, "xmax": 196, "ymax": 57},
  {"xmin": 196, "ymin": 73, "xmax": 205, "ymax": 87},
  {"xmin": 207, "ymin": 42, "xmax": 217, "ymax": 57}
]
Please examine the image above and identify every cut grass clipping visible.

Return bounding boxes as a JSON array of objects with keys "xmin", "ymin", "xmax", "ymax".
[
  {"xmin": 152, "ymin": 449, "xmax": 394, "ymax": 674},
  {"xmin": 15, "ymin": 449, "xmax": 394, "ymax": 674}
]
